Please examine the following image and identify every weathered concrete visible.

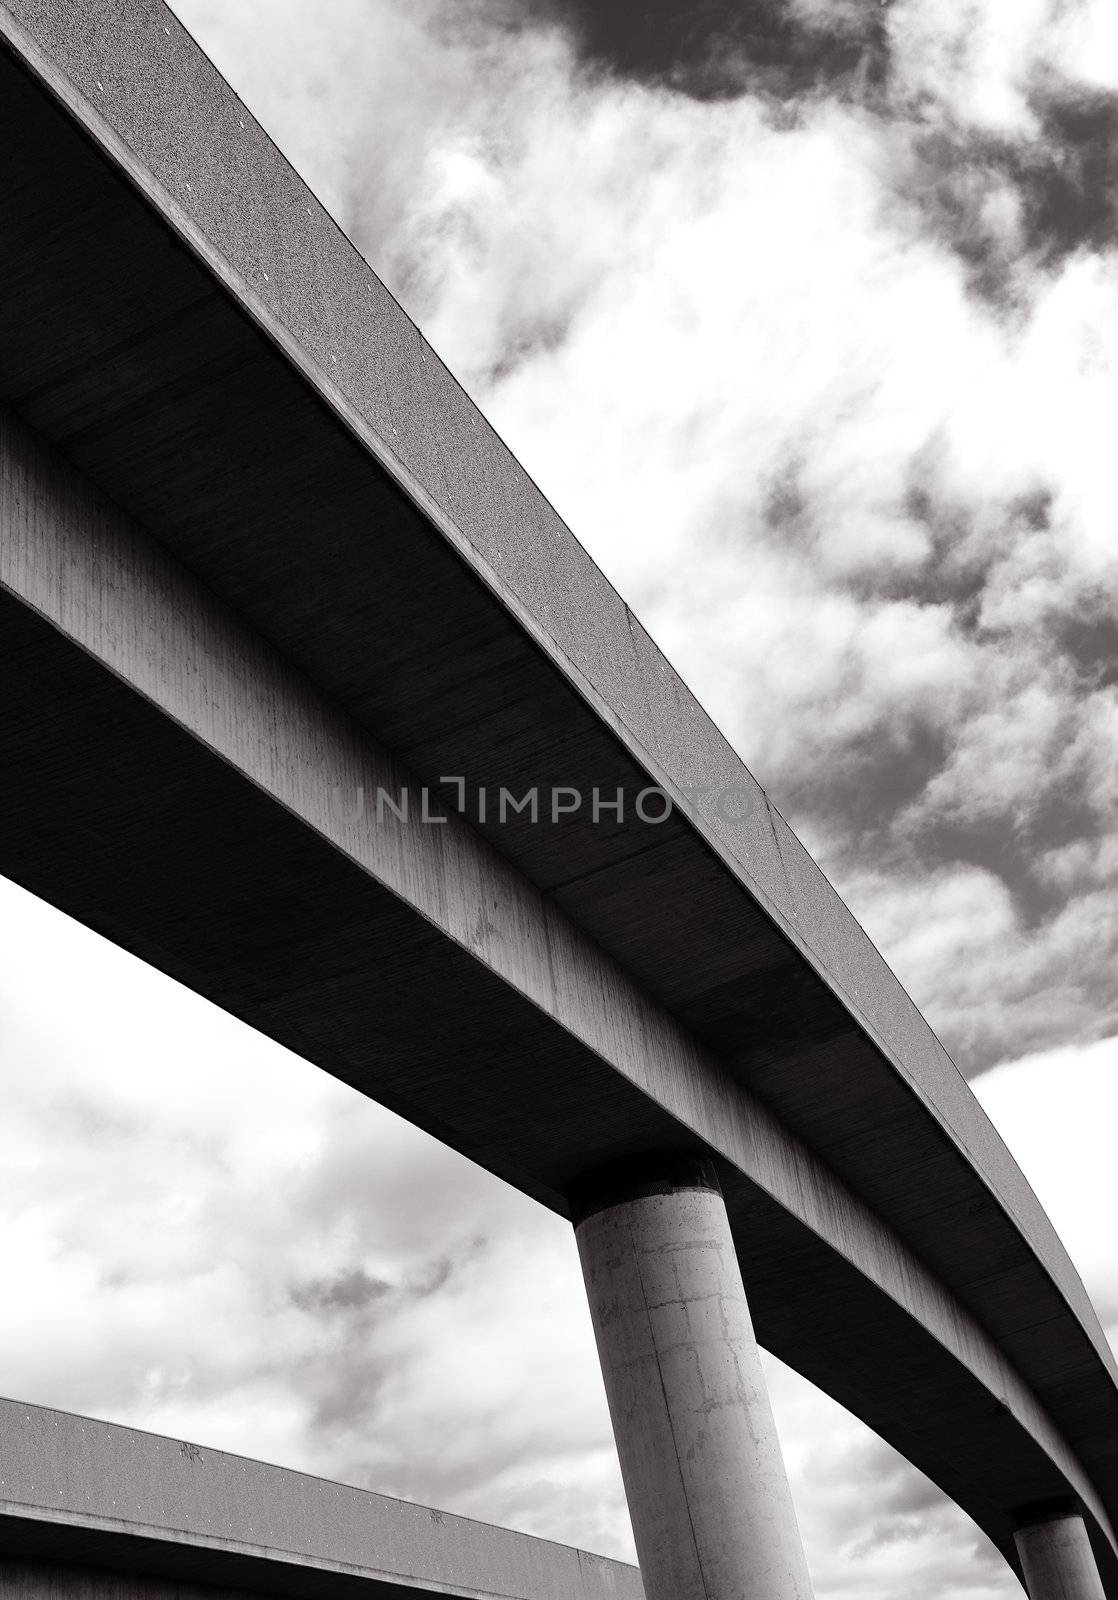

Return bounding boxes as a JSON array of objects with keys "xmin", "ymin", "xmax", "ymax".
[
  {"xmin": 575, "ymin": 1160, "xmax": 813, "ymax": 1600},
  {"xmin": 1, "ymin": 2, "xmax": 1118, "ymax": 1591},
  {"xmin": 0, "ymin": 1397, "xmax": 644, "ymax": 1600},
  {"xmin": 1016, "ymin": 1513, "xmax": 1108, "ymax": 1600}
]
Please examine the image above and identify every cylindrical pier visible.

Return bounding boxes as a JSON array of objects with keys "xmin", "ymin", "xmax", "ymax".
[
  {"xmin": 1014, "ymin": 1510, "xmax": 1106, "ymax": 1600},
  {"xmin": 574, "ymin": 1156, "xmax": 814, "ymax": 1600}
]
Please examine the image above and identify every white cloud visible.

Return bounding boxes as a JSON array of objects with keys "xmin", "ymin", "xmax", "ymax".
[
  {"xmin": 887, "ymin": 0, "xmax": 1053, "ymax": 135},
  {"xmin": 974, "ymin": 1033, "xmax": 1118, "ymax": 1338},
  {"xmin": 841, "ymin": 862, "xmax": 1118, "ymax": 1066},
  {"xmin": 1053, "ymin": 0, "xmax": 1118, "ymax": 93}
]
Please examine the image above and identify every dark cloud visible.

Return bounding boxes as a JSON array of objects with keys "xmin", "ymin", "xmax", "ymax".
[
  {"xmin": 1024, "ymin": 85, "xmax": 1118, "ymax": 261},
  {"xmin": 901, "ymin": 82, "xmax": 1118, "ymax": 306},
  {"xmin": 767, "ymin": 445, "xmax": 995, "ymax": 616},
  {"xmin": 911, "ymin": 799, "xmax": 1096, "ymax": 927},
  {"xmin": 773, "ymin": 717, "xmax": 951, "ymax": 857},
  {"xmin": 304, "ymin": 1348, "xmax": 391, "ymax": 1435},
  {"xmin": 858, "ymin": 480, "xmax": 1050, "ymax": 627},
  {"xmin": 752, "ymin": 431, "xmax": 1118, "ymax": 1076},
  {"xmin": 1054, "ymin": 602, "xmax": 1118, "ymax": 692},
  {"xmin": 291, "ymin": 1267, "xmax": 392, "ymax": 1314},
  {"xmin": 485, "ymin": 0, "xmax": 890, "ymax": 101},
  {"xmin": 290, "ymin": 1250, "xmax": 478, "ymax": 1320}
]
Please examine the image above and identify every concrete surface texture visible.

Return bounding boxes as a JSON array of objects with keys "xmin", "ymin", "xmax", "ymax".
[
  {"xmin": 0, "ymin": 1398, "xmax": 644, "ymax": 1600},
  {"xmin": 1016, "ymin": 1515, "xmax": 1108, "ymax": 1600},
  {"xmin": 576, "ymin": 1162, "xmax": 814, "ymax": 1600},
  {"xmin": 1, "ymin": 0, "xmax": 1118, "ymax": 1592}
]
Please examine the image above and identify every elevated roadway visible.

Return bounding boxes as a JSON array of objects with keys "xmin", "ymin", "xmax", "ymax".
[
  {"xmin": 0, "ymin": 1398, "xmax": 643, "ymax": 1600},
  {"xmin": 0, "ymin": 2, "xmax": 1115, "ymax": 1592}
]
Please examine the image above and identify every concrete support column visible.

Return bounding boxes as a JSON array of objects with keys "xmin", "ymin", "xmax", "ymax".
[
  {"xmin": 573, "ymin": 1156, "xmax": 814, "ymax": 1600},
  {"xmin": 1014, "ymin": 1510, "xmax": 1106, "ymax": 1600}
]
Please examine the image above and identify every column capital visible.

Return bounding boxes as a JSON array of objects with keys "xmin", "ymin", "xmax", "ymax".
[
  {"xmin": 1013, "ymin": 1498, "xmax": 1083, "ymax": 1532},
  {"xmin": 1013, "ymin": 1508, "xmax": 1106, "ymax": 1600},
  {"xmin": 568, "ymin": 1152, "xmax": 721, "ymax": 1226}
]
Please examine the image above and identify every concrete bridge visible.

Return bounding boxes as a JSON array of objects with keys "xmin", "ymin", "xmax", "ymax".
[
  {"xmin": 0, "ymin": 2, "xmax": 1115, "ymax": 1596},
  {"xmin": 0, "ymin": 1398, "xmax": 645, "ymax": 1600}
]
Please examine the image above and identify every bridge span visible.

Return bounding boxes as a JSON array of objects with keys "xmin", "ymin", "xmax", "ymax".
[
  {"xmin": 0, "ymin": 3, "xmax": 1115, "ymax": 1595},
  {"xmin": 0, "ymin": 1398, "xmax": 644, "ymax": 1600}
]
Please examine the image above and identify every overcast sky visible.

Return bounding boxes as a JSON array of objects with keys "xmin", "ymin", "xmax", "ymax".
[{"xmin": 3, "ymin": 0, "xmax": 1118, "ymax": 1595}]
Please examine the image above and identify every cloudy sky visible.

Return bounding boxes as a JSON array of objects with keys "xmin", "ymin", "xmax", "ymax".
[{"xmin": 3, "ymin": 0, "xmax": 1118, "ymax": 1594}]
